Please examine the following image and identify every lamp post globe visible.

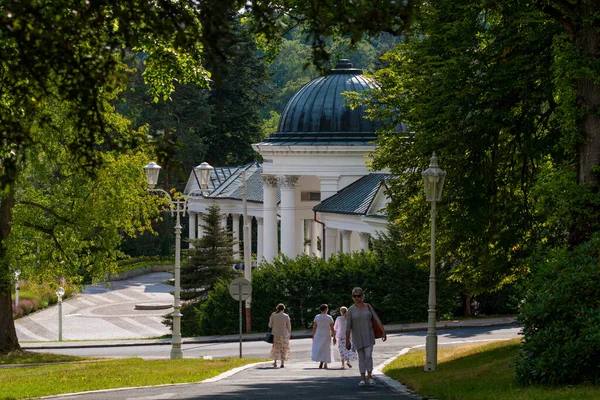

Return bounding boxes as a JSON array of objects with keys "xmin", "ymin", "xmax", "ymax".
[
  {"xmin": 195, "ymin": 162, "xmax": 214, "ymax": 195},
  {"xmin": 143, "ymin": 162, "xmax": 162, "ymax": 189},
  {"xmin": 421, "ymin": 152, "xmax": 446, "ymax": 371}
]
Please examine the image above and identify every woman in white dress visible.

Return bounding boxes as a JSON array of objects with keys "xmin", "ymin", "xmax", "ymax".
[
  {"xmin": 311, "ymin": 304, "xmax": 336, "ymax": 369},
  {"xmin": 334, "ymin": 306, "xmax": 357, "ymax": 369}
]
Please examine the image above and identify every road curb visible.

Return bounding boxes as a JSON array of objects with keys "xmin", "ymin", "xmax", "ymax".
[{"xmin": 21, "ymin": 319, "xmax": 519, "ymax": 350}]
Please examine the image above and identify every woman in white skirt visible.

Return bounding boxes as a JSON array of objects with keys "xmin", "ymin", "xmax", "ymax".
[
  {"xmin": 334, "ymin": 306, "xmax": 357, "ymax": 369},
  {"xmin": 311, "ymin": 304, "xmax": 336, "ymax": 369}
]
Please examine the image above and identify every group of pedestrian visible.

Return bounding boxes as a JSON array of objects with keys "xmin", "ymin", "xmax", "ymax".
[{"xmin": 267, "ymin": 286, "xmax": 387, "ymax": 387}]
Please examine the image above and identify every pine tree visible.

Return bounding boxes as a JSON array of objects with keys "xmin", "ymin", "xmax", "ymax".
[{"xmin": 180, "ymin": 205, "xmax": 239, "ymax": 301}]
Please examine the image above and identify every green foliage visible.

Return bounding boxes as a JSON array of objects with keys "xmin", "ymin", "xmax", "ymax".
[
  {"xmin": 195, "ymin": 280, "xmax": 241, "ymax": 336},
  {"xmin": 531, "ymin": 162, "xmax": 600, "ymax": 246},
  {"xmin": 190, "ymin": 249, "xmax": 463, "ymax": 336},
  {"xmin": 365, "ymin": 0, "xmax": 562, "ymax": 299},
  {"xmin": 246, "ymin": 0, "xmax": 416, "ymax": 72},
  {"xmin": 6, "ymin": 131, "xmax": 159, "ymax": 285},
  {"xmin": 515, "ymin": 235, "xmax": 600, "ymax": 385},
  {"xmin": 116, "ymin": 256, "xmax": 173, "ymax": 273}
]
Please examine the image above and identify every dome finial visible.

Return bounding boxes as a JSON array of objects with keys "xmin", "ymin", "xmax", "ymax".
[{"xmin": 334, "ymin": 58, "xmax": 353, "ymax": 69}]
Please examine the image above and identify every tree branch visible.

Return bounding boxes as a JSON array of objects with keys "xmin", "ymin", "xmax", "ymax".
[{"xmin": 18, "ymin": 200, "xmax": 74, "ymax": 224}]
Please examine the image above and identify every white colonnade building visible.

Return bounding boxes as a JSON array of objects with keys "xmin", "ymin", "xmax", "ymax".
[{"xmin": 185, "ymin": 59, "xmax": 403, "ymax": 264}]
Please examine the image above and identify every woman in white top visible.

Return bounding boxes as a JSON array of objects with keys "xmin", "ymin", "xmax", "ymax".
[
  {"xmin": 269, "ymin": 303, "xmax": 291, "ymax": 368},
  {"xmin": 334, "ymin": 306, "xmax": 357, "ymax": 369},
  {"xmin": 311, "ymin": 304, "xmax": 336, "ymax": 369}
]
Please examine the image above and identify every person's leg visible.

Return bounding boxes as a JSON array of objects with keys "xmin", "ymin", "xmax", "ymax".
[
  {"xmin": 357, "ymin": 348, "xmax": 367, "ymax": 385},
  {"xmin": 364, "ymin": 345, "xmax": 374, "ymax": 375},
  {"xmin": 363, "ymin": 346, "xmax": 375, "ymax": 385}
]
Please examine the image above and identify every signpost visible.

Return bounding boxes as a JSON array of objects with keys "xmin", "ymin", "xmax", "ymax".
[{"xmin": 228, "ymin": 277, "xmax": 252, "ymax": 358}]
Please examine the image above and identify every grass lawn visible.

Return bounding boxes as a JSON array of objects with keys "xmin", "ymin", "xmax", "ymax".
[
  {"xmin": 0, "ymin": 351, "xmax": 264, "ymax": 399},
  {"xmin": 383, "ymin": 338, "xmax": 599, "ymax": 400}
]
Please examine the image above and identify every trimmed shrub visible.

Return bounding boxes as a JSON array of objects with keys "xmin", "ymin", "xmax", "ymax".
[
  {"xmin": 515, "ymin": 235, "xmax": 600, "ymax": 385},
  {"xmin": 189, "ymin": 250, "xmax": 463, "ymax": 336},
  {"xmin": 196, "ymin": 280, "xmax": 241, "ymax": 335}
]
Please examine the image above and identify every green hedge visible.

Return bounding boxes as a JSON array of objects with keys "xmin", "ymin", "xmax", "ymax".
[
  {"xmin": 183, "ymin": 250, "xmax": 463, "ymax": 336},
  {"xmin": 515, "ymin": 235, "xmax": 600, "ymax": 385}
]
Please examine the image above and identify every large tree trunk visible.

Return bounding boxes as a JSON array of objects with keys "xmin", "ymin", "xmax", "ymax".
[
  {"xmin": 575, "ymin": 5, "xmax": 600, "ymax": 186},
  {"xmin": 564, "ymin": 2, "xmax": 600, "ymax": 246},
  {"xmin": 0, "ymin": 185, "xmax": 20, "ymax": 355}
]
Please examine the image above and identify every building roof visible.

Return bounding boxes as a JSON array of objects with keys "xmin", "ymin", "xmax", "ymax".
[
  {"xmin": 313, "ymin": 173, "xmax": 389, "ymax": 216},
  {"xmin": 258, "ymin": 59, "xmax": 387, "ymax": 146},
  {"xmin": 185, "ymin": 162, "xmax": 280, "ymax": 203}
]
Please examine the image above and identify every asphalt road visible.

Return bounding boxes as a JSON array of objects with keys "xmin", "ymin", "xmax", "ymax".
[{"xmin": 31, "ymin": 326, "xmax": 521, "ymax": 360}]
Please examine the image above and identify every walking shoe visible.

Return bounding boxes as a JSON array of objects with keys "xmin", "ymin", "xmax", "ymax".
[
  {"xmin": 359, "ymin": 380, "xmax": 366, "ymax": 387},
  {"xmin": 368, "ymin": 378, "xmax": 376, "ymax": 386},
  {"xmin": 347, "ymin": 362, "xmax": 352, "ymax": 368}
]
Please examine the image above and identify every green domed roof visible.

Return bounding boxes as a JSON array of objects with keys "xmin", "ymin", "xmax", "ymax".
[{"xmin": 262, "ymin": 59, "xmax": 387, "ymax": 146}]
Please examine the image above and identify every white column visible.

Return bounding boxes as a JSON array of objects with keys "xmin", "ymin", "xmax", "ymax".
[
  {"xmin": 311, "ymin": 220, "xmax": 321, "ymax": 257},
  {"xmin": 232, "ymin": 213, "xmax": 240, "ymax": 260},
  {"xmin": 359, "ymin": 232, "xmax": 371, "ymax": 251},
  {"xmin": 262, "ymin": 175, "xmax": 279, "ymax": 262},
  {"xmin": 221, "ymin": 213, "xmax": 228, "ymax": 230},
  {"xmin": 325, "ymin": 227, "xmax": 338, "ymax": 259},
  {"xmin": 197, "ymin": 213, "xmax": 204, "ymax": 239},
  {"xmin": 243, "ymin": 215, "xmax": 253, "ymax": 266},
  {"xmin": 280, "ymin": 175, "xmax": 299, "ymax": 258},
  {"xmin": 341, "ymin": 230, "xmax": 352, "ymax": 254},
  {"xmin": 256, "ymin": 217, "xmax": 264, "ymax": 263},
  {"xmin": 304, "ymin": 220, "xmax": 311, "ymax": 255},
  {"xmin": 188, "ymin": 212, "xmax": 196, "ymax": 248}
]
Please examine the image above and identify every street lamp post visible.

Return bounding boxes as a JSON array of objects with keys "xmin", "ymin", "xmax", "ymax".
[
  {"xmin": 421, "ymin": 152, "xmax": 446, "ymax": 372},
  {"xmin": 14, "ymin": 269, "xmax": 20, "ymax": 308},
  {"xmin": 56, "ymin": 286, "xmax": 65, "ymax": 341},
  {"xmin": 241, "ymin": 170, "xmax": 252, "ymax": 333},
  {"xmin": 143, "ymin": 161, "xmax": 212, "ymax": 360}
]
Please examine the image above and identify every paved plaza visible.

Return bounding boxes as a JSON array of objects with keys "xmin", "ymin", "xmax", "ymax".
[{"xmin": 15, "ymin": 272, "xmax": 173, "ymax": 342}]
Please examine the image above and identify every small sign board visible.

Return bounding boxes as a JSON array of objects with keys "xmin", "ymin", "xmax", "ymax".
[{"xmin": 229, "ymin": 277, "xmax": 252, "ymax": 301}]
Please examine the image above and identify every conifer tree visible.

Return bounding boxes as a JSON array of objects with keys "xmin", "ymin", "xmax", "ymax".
[{"xmin": 180, "ymin": 205, "xmax": 239, "ymax": 301}]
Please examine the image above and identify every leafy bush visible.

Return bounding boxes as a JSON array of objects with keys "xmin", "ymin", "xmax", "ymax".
[
  {"xmin": 515, "ymin": 235, "xmax": 600, "ymax": 385},
  {"xmin": 196, "ymin": 280, "xmax": 241, "ymax": 335},
  {"xmin": 116, "ymin": 256, "xmax": 173, "ymax": 273}
]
